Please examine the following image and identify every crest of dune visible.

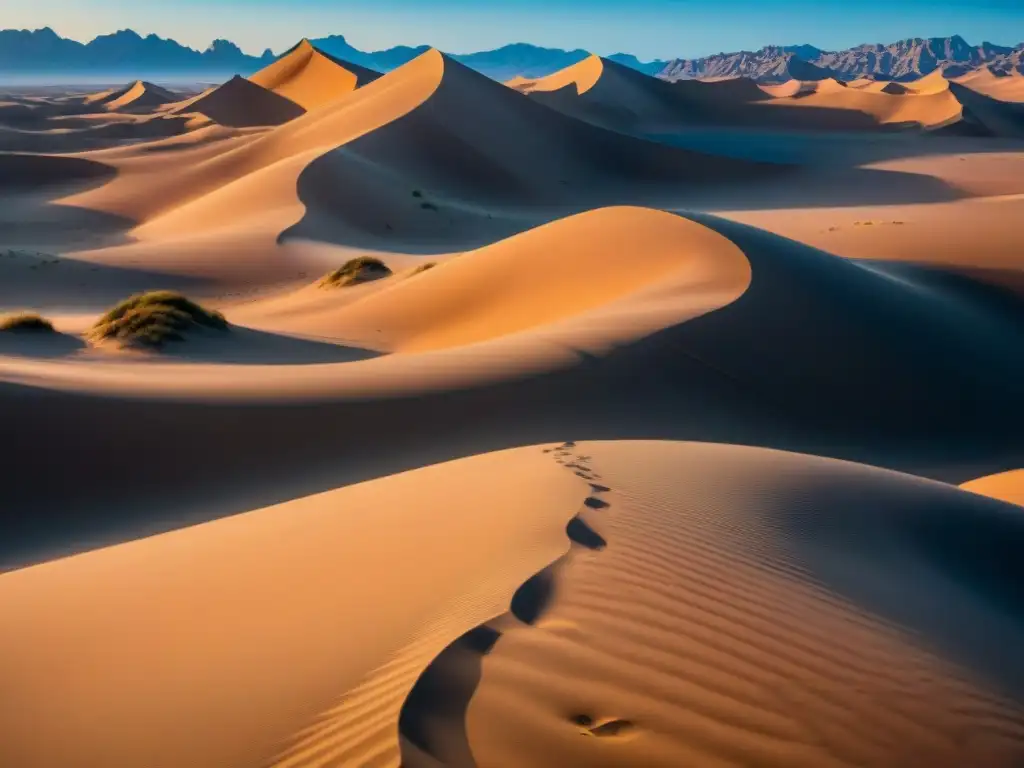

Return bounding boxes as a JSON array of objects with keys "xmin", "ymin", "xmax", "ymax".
[
  {"xmin": 83, "ymin": 80, "xmax": 177, "ymax": 112},
  {"xmin": 961, "ymin": 469, "xmax": 1024, "ymax": 507},
  {"xmin": 509, "ymin": 54, "xmax": 772, "ymax": 132},
  {"xmin": 954, "ymin": 68, "xmax": 1024, "ymax": 103},
  {"xmin": 248, "ymin": 39, "xmax": 381, "ymax": 111},
  {"xmin": 508, "ymin": 53, "xmax": 607, "ymax": 96}
]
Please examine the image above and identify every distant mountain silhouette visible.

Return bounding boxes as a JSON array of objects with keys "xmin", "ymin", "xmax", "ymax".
[
  {"xmin": 661, "ymin": 35, "xmax": 1024, "ymax": 82},
  {"xmin": 0, "ymin": 27, "xmax": 274, "ymax": 76},
  {"xmin": 0, "ymin": 28, "xmax": 665, "ymax": 82},
  {"xmin": 2, "ymin": 28, "xmax": 1021, "ymax": 84}
]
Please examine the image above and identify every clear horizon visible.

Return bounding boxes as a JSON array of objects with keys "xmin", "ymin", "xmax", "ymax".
[{"xmin": 6, "ymin": 0, "xmax": 1024, "ymax": 60}]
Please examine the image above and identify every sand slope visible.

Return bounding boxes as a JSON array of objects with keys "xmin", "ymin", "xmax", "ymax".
[
  {"xmin": 166, "ymin": 75, "xmax": 306, "ymax": 128},
  {"xmin": 961, "ymin": 469, "xmax": 1024, "ymax": 507},
  {"xmin": 3, "ymin": 441, "xmax": 1022, "ymax": 768},
  {"xmin": 424, "ymin": 441, "xmax": 1024, "ymax": 768},
  {"xmin": 235, "ymin": 206, "xmax": 751, "ymax": 351},
  {"xmin": 103, "ymin": 80, "xmax": 178, "ymax": 112},
  {"xmin": 250, "ymin": 40, "xmax": 381, "ymax": 111},
  {"xmin": 955, "ymin": 69, "xmax": 1024, "ymax": 103},
  {"xmin": 0, "ymin": 448, "xmax": 584, "ymax": 768}
]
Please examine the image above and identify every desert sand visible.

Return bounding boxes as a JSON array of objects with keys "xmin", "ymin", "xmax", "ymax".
[{"xmin": 1, "ymin": 40, "xmax": 1023, "ymax": 768}]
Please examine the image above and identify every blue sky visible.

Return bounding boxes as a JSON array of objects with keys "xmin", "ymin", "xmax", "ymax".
[{"xmin": 8, "ymin": 0, "xmax": 1024, "ymax": 60}]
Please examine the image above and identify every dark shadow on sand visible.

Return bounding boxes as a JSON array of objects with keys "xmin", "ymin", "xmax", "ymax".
[
  {"xmin": 772, "ymin": 474, "xmax": 1024, "ymax": 705},
  {"xmin": 156, "ymin": 327, "xmax": 380, "ymax": 366}
]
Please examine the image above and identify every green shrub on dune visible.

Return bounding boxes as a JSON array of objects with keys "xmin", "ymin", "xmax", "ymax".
[
  {"xmin": 88, "ymin": 290, "xmax": 227, "ymax": 348},
  {"xmin": 319, "ymin": 257, "xmax": 392, "ymax": 288}
]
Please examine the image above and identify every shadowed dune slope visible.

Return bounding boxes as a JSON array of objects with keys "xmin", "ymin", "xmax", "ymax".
[
  {"xmin": 0, "ymin": 152, "xmax": 116, "ymax": 190},
  {"xmin": 407, "ymin": 441, "xmax": 1024, "ymax": 768},
  {"xmin": 961, "ymin": 469, "xmax": 1024, "ymax": 507},
  {"xmin": 167, "ymin": 75, "xmax": 306, "ymax": 128},
  {"xmin": 249, "ymin": 39, "xmax": 382, "ymax": 111}
]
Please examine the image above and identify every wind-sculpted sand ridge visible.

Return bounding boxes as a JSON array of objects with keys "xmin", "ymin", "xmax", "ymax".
[
  {"xmin": 8, "ymin": 441, "xmax": 1017, "ymax": 767},
  {"xmin": 2, "ymin": 209, "xmax": 1022, "ymax": 569},
  {"xmin": 401, "ymin": 441, "xmax": 1024, "ymax": 767},
  {"xmin": 53, "ymin": 48, "xmax": 782, "ymax": 250},
  {"xmin": 249, "ymin": 39, "xmax": 381, "ymax": 111},
  {"xmin": 510, "ymin": 54, "xmax": 1024, "ymax": 135}
]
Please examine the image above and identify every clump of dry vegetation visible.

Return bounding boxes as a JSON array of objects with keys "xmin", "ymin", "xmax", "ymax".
[
  {"xmin": 409, "ymin": 262, "xmax": 436, "ymax": 277},
  {"xmin": 319, "ymin": 256, "xmax": 392, "ymax": 288},
  {"xmin": 0, "ymin": 312, "xmax": 55, "ymax": 333},
  {"xmin": 87, "ymin": 290, "xmax": 227, "ymax": 348}
]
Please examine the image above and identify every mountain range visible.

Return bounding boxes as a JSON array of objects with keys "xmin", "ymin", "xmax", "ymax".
[
  {"xmin": 0, "ymin": 27, "xmax": 665, "ymax": 82},
  {"xmin": 661, "ymin": 35, "xmax": 1024, "ymax": 82},
  {"xmin": 1, "ymin": 28, "xmax": 1022, "ymax": 84}
]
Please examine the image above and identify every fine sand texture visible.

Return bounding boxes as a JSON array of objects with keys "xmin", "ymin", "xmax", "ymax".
[
  {"xmin": 1, "ymin": 40, "xmax": 1023, "ymax": 768},
  {"xmin": 3, "ymin": 442, "xmax": 1023, "ymax": 768}
]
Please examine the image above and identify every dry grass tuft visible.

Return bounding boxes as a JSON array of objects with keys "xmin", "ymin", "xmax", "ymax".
[
  {"xmin": 319, "ymin": 257, "xmax": 392, "ymax": 288},
  {"xmin": 88, "ymin": 290, "xmax": 227, "ymax": 348}
]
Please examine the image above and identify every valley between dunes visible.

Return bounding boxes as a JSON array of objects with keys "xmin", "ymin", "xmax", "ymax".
[{"xmin": 1, "ymin": 40, "xmax": 1023, "ymax": 768}]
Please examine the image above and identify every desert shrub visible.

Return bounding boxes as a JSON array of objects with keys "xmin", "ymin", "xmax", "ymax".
[
  {"xmin": 88, "ymin": 290, "xmax": 227, "ymax": 348},
  {"xmin": 0, "ymin": 312, "xmax": 54, "ymax": 333},
  {"xmin": 319, "ymin": 256, "xmax": 392, "ymax": 288},
  {"xmin": 409, "ymin": 262, "xmax": 436, "ymax": 277}
]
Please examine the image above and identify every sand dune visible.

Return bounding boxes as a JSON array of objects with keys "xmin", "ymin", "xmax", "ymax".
[
  {"xmin": 0, "ymin": 447, "xmax": 585, "ymax": 768},
  {"xmin": 166, "ymin": 75, "xmax": 306, "ymax": 128},
  {"xmin": 102, "ymin": 80, "xmax": 178, "ymax": 112},
  {"xmin": 511, "ymin": 54, "xmax": 989, "ymax": 134},
  {"xmin": 58, "ymin": 48, "xmax": 777, "ymax": 249},
  {"xmin": 419, "ymin": 441, "xmax": 1024, "ymax": 768},
  {"xmin": 511, "ymin": 55, "xmax": 777, "ymax": 133},
  {"xmin": 82, "ymin": 80, "xmax": 178, "ymax": 112},
  {"xmin": 233, "ymin": 206, "xmax": 750, "ymax": 352},
  {"xmin": 955, "ymin": 69, "xmax": 1024, "ymax": 103},
  {"xmin": 249, "ymin": 39, "xmax": 381, "ymax": 111},
  {"xmin": 3, "ymin": 441, "xmax": 1022, "ymax": 768}
]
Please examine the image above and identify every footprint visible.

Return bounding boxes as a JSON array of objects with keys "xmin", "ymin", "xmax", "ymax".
[
  {"xmin": 589, "ymin": 484, "xmax": 611, "ymax": 494},
  {"xmin": 567, "ymin": 517, "xmax": 607, "ymax": 550},
  {"xmin": 583, "ymin": 496, "xmax": 609, "ymax": 510}
]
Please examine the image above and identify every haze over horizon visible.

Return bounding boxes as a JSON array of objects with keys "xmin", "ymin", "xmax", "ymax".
[{"xmin": 7, "ymin": 0, "xmax": 1024, "ymax": 60}]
